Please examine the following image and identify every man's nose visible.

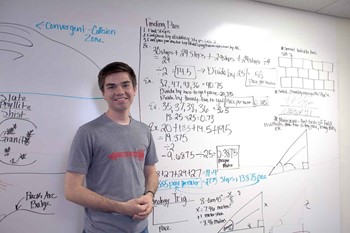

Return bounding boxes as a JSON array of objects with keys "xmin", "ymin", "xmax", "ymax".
[{"xmin": 114, "ymin": 85, "xmax": 124, "ymax": 94}]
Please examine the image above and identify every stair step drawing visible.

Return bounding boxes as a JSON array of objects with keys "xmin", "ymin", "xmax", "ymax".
[
  {"xmin": 218, "ymin": 192, "xmax": 264, "ymax": 233},
  {"xmin": 269, "ymin": 130, "xmax": 309, "ymax": 176}
]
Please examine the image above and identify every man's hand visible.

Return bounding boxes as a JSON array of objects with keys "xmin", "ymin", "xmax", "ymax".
[
  {"xmin": 132, "ymin": 193, "xmax": 154, "ymax": 220},
  {"xmin": 121, "ymin": 197, "xmax": 150, "ymax": 218}
]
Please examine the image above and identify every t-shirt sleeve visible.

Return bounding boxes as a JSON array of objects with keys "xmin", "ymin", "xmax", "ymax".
[
  {"xmin": 145, "ymin": 130, "xmax": 158, "ymax": 166},
  {"xmin": 66, "ymin": 126, "xmax": 93, "ymax": 174}
]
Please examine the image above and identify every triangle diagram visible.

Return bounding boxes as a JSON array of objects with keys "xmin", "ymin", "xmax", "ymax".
[
  {"xmin": 269, "ymin": 189, "xmax": 310, "ymax": 233},
  {"xmin": 269, "ymin": 130, "xmax": 309, "ymax": 176},
  {"xmin": 218, "ymin": 192, "xmax": 264, "ymax": 233}
]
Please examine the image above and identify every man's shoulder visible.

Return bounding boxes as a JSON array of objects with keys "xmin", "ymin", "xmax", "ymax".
[
  {"xmin": 79, "ymin": 114, "xmax": 108, "ymax": 131},
  {"xmin": 130, "ymin": 117, "xmax": 149, "ymax": 129}
]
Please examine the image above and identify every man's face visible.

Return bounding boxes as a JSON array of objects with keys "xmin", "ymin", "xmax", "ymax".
[{"xmin": 102, "ymin": 72, "xmax": 136, "ymax": 114}]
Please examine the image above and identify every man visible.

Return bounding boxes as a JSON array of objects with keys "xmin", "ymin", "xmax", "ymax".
[{"xmin": 65, "ymin": 62, "xmax": 159, "ymax": 233}]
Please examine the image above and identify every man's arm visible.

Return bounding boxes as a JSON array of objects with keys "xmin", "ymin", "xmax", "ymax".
[
  {"xmin": 144, "ymin": 164, "xmax": 159, "ymax": 196},
  {"xmin": 133, "ymin": 164, "xmax": 159, "ymax": 219},
  {"xmin": 64, "ymin": 171, "xmax": 148, "ymax": 217}
]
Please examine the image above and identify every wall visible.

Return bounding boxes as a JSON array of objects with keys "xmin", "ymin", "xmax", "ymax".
[
  {"xmin": 0, "ymin": 0, "xmax": 347, "ymax": 232},
  {"xmin": 336, "ymin": 18, "xmax": 350, "ymax": 233}
]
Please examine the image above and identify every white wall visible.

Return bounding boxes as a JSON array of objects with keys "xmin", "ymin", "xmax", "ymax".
[{"xmin": 336, "ymin": 17, "xmax": 350, "ymax": 233}]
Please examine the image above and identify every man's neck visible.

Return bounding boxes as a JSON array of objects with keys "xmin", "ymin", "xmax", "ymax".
[{"xmin": 105, "ymin": 110, "xmax": 130, "ymax": 125}]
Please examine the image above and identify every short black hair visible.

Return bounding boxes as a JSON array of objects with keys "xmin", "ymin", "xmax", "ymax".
[{"xmin": 98, "ymin": 62, "xmax": 137, "ymax": 92}]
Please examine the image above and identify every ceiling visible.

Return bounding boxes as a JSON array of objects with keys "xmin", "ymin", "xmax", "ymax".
[{"xmin": 249, "ymin": 0, "xmax": 350, "ymax": 19}]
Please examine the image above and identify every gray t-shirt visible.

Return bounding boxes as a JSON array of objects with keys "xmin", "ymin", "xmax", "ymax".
[{"xmin": 67, "ymin": 114, "xmax": 158, "ymax": 233}]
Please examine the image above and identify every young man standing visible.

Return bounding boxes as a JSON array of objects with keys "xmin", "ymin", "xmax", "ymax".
[{"xmin": 65, "ymin": 62, "xmax": 159, "ymax": 233}]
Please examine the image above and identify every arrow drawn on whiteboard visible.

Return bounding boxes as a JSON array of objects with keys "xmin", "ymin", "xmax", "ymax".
[
  {"xmin": 0, "ymin": 22, "xmax": 101, "ymax": 98},
  {"xmin": 0, "ymin": 22, "xmax": 99, "ymax": 68},
  {"xmin": 0, "ymin": 196, "xmax": 54, "ymax": 224},
  {"xmin": 15, "ymin": 197, "xmax": 24, "ymax": 210}
]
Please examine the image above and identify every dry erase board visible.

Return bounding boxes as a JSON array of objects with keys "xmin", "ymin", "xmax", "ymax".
[{"xmin": 0, "ymin": 0, "xmax": 340, "ymax": 232}]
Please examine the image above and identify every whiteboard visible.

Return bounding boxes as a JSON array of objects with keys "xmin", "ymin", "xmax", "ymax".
[{"xmin": 0, "ymin": 0, "xmax": 340, "ymax": 232}]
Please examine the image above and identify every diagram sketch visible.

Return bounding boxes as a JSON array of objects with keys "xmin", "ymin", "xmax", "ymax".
[
  {"xmin": 0, "ymin": 196, "xmax": 55, "ymax": 224},
  {"xmin": 278, "ymin": 57, "xmax": 334, "ymax": 91},
  {"xmin": 0, "ymin": 118, "xmax": 37, "ymax": 167},
  {"xmin": 218, "ymin": 192, "xmax": 264, "ymax": 233},
  {"xmin": 152, "ymin": 194, "xmax": 190, "ymax": 225},
  {"xmin": 269, "ymin": 130, "xmax": 309, "ymax": 176},
  {"xmin": 0, "ymin": 22, "xmax": 100, "ymax": 98},
  {"xmin": 269, "ymin": 189, "xmax": 310, "ymax": 233}
]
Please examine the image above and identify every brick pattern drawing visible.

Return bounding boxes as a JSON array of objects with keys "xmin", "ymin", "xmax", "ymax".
[{"xmin": 278, "ymin": 57, "xmax": 334, "ymax": 91}]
